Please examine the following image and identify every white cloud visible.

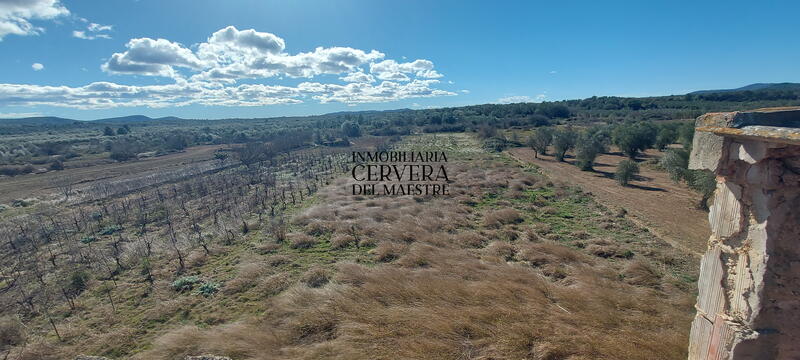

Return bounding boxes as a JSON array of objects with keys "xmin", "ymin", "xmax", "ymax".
[
  {"xmin": 340, "ymin": 70, "xmax": 375, "ymax": 83},
  {"xmin": 0, "ymin": 111, "xmax": 42, "ymax": 118},
  {"xmin": 0, "ymin": 79, "xmax": 455, "ymax": 109},
  {"xmin": 549, "ymin": 70, "xmax": 557, "ymax": 74},
  {"xmin": 496, "ymin": 95, "xmax": 532, "ymax": 104},
  {"xmin": 87, "ymin": 22, "xmax": 111, "ymax": 32},
  {"xmin": 31, "ymin": 62, "xmax": 44, "ymax": 71},
  {"xmin": 2, "ymin": 26, "xmax": 455, "ymax": 109},
  {"xmin": 460, "ymin": 89, "xmax": 470, "ymax": 94},
  {"xmin": 369, "ymin": 59, "xmax": 442, "ymax": 81},
  {"xmin": 73, "ymin": 22, "xmax": 112, "ymax": 40},
  {"xmin": 102, "ymin": 38, "xmax": 204, "ymax": 77},
  {"xmin": 0, "ymin": 0, "xmax": 69, "ymax": 40},
  {"xmin": 495, "ymin": 94, "xmax": 546, "ymax": 104}
]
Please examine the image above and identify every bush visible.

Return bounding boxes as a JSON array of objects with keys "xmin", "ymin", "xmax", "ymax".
[
  {"xmin": 172, "ymin": 276, "xmax": 202, "ymax": 292},
  {"xmin": 330, "ymin": 234, "xmax": 356, "ymax": 249},
  {"xmin": 0, "ymin": 315, "xmax": 26, "ymax": 352},
  {"xmin": 484, "ymin": 209, "xmax": 524, "ymax": 228},
  {"xmin": 194, "ymin": 282, "xmax": 220, "ymax": 297},
  {"xmin": 48, "ymin": 159, "xmax": 64, "ymax": 171},
  {"xmin": 615, "ymin": 160, "xmax": 639, "ymax": 186},
  {"xmin": 659, "ymin": 149, "xmax": 689, "ymax": 183},
  {"xmin": 80, "ymin": 236, "xmax": 97, "ymax": 244},
  {"xmin": 100, "ymin": 224, "xmax": 123, "ymax": 235},
  {"xmin": 301, "ymin": 267, "xmax": 330, "ymax": 288},
  {"xmin": 482, "ymin": 137, "xmax": 508, "ymax": 152},
  {"xmin": 289, "ymin": 233, "xmax": 318, "ymax": 249}
]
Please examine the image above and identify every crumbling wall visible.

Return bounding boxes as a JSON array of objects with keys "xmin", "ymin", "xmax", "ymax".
[{"xmin": 688, "ymin": 109, "xmax": 800, "ymax": 359}]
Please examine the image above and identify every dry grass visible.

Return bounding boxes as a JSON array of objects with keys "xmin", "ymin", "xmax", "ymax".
[
  {"xmin": 484, "ymin": 208, "xmax": 524, "ymax": 228},
  {"xmin": 288, "ymin": 233, "xmax": 318, "ymax": 249},
  {"xmin": 31, "ymin": 134, "xmax": 696, "ymax": 360}
]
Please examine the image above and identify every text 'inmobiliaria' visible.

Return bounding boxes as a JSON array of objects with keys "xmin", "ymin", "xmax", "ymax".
[{"xmin": 350, "ymin": 151, "xmax": 450, "ymax": 196}]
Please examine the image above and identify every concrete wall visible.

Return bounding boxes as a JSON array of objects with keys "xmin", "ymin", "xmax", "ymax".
[{"xmin": 688, "ymin": 109, "xmax": 800, "ymax": 359}]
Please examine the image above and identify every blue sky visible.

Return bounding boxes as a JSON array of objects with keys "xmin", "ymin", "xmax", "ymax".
[{"xmin": 0, "ymin": 0, "xmax": 798, "ymax": 120}]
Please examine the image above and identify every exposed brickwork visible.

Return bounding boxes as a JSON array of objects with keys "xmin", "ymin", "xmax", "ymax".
[{"xmin": 688, "ymin": 108, "xmax": 800, "ymax": 359}]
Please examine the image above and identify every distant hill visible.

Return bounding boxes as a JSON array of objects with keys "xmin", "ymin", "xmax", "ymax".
[
  {"xmin": 0, "ymin": 116, "xmax": 78, "ymax": 126},
  {"xmin": 690, "ymin": 83, "xmax": 800, "ymax": 95},
  {"xmin": 94, "ymin": 115, "xmax": 155, "ymax": 123}
]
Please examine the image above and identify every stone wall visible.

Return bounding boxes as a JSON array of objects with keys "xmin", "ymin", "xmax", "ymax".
[{"xmin": 688, "ymin": 108, "xmax": 800, "ymax": 359}]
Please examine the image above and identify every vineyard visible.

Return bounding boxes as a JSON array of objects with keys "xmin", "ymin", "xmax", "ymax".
[{"xmin": 0, "ymin": 138, "xmax": 377, "ymax": 358}]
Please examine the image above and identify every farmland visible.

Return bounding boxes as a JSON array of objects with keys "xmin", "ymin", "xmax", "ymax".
[{"xmin": 2, "ymin": 88, "xmax": 799, "ymax": 359}]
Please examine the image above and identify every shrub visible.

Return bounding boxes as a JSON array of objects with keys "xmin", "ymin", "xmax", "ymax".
[
  {"xmin": 267, "ymin": 255, "xmax": 292, "ymax": 267},
  {"xmin": 330, "ymin": 234, "xmax": 356, "ymax": 249},
  {"xmin": 486, "ymin": 241, "xmax": 516, "ymax": 261},
  {"xmin": 372, "ymin": 241, "xmax": 404, "ymax": 262},
  {"xmin": 100, "ymin": 224, "xmax": 123, "ymax": 235},
  {"xmin": 622, "ymin": 261, "xmax": 661, "ymax": 287},
  {"xmin": 301, "ymin": 267, "xmax": 330, "ymax": 288},
  {"xmin": 172, "ymin": 276, "xmax": 202, "ymax": 292},
  {"xmin": 0, "ymin": 316, "xmax": 26, "ymax": 352},
  {"xmin": 48, "ymin": 159, "xmax": 64, "ymax": 171},
  {"xmin": 194, "ymin": 282, "xmax": 220, "ymax": 297},
  {"xmin": 659, "ymin": 148, "xmax": 690, "ymax": 183},
  {"xmin": 80, "ymin": 236, "xmax": 97, "ymax": 244},
  {"xmin": 615, "ymin": 159, "xmax": 639, "ymax": 186},
  {"xmin": 484, "ymin": 208, "xmax": 524, "ymax": 228},
  {"xmin": 289, "ymin": 233, "xmax": 318, "ymax": 249}
]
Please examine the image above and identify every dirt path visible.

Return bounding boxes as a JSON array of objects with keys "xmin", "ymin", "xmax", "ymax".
[
  {"xmin": 508, "ymin": 147, "xmax": 708, "ymax": 255},
  {"xmin": 0, "ymin": 145, "xmax": 224, "ymax": 204}
]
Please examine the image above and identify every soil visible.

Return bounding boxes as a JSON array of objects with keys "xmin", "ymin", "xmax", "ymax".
[
  {"xmin": 508, "ymin": 147, "xmax": 709, "ymax": 255},
  {"xmin": 0, "ymin": 144, "xmax": 224, "ymax": 204}
]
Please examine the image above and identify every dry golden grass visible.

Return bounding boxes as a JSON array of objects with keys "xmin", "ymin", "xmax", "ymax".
[
  {"xmin": 11, "ymin": 135, "xmax": 693, "ymax": 359},
  {"xmin": 133, "ymin": 140, "xmax": 695, "ymax": 360}
]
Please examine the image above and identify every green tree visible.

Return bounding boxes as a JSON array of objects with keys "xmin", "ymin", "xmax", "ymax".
[
  {"xmin": 612, "ymin": 122, "xmax": 657, "ymax": 158},
  {"xmin": 103, "ymin": 126, "xmax": 115, "ymax": 136},
  {"xmin": 551, "ymin": 127, "xmax": 577, "ymax": 162},
  {"xmin": 687, "ymin": 170, "xmax": 716, "ymax": 210},
  {"xmin": 659, "ymin": 149, "xmax": 690, "ymax": 183},
  {"xmin": 615, "ymin": 159, "xmax": 639, "ymax": 186},
  {"xmin": 655, "ymin": 126, "xmax": 677, "ymax": 150},
  {"xmin": 340, "ymin": 121, "xmax": 362, "ymax": 137},
  {"xmin": 574, "ymin": 129, "xmax": 608, "ymax": 171},
  {"xmin": 527, "ymin": 127, "xmax": 554, "ymax": 158}
]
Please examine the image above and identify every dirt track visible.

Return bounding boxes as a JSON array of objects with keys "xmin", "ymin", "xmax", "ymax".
[
  {"xmin": 508, "ymin": 147, "xmax": 708, "ymax": 255},
  {"xmin": 0, "ymin": 145, "xmax": 223, "ymax": 204}
]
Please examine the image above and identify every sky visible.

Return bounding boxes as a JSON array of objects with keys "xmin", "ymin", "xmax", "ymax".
[{"xmin": 0, "ymin": 0, "xmax": 798, "ymax": 120}]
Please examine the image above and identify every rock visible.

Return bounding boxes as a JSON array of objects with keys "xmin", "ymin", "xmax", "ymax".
[
  {"xmin": 75, "ymin": 356, "xmax": 112, "ymax": 360},
  {"xmin": 185, "ymin": 356, "xmax": 233, "ymax": 360}
]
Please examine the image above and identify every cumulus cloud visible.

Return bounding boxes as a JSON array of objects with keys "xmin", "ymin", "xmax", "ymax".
[
  {"xmin": 3, "ymin": 26, "xmax": 454, "ymax": 109},
  {"xmin": 102, "ymin": 38, "xmax": 205, "ymax": 77},
  {"xmin": 0, "ymin": 79, "xmax": 453, "ymax": 109},
  {"xmin": 31, "ymin": 62, "xmax": 44, "ymax": 71},
  {"xmin": 340, "ymin": 70, "xmax": 375, "ymax": 83},
  {"xmin": 0, "ymin": 0, "xmax": 69, "ymax": 40}
]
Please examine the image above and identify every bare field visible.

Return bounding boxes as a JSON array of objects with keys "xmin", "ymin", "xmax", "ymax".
[
  {"xmin": 507, "ymin": 147, "xmax": 709, "ymax": 255},
  {"xmin": 0, "ymin": 144, "xmax": 224, "ymax": 204}
]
